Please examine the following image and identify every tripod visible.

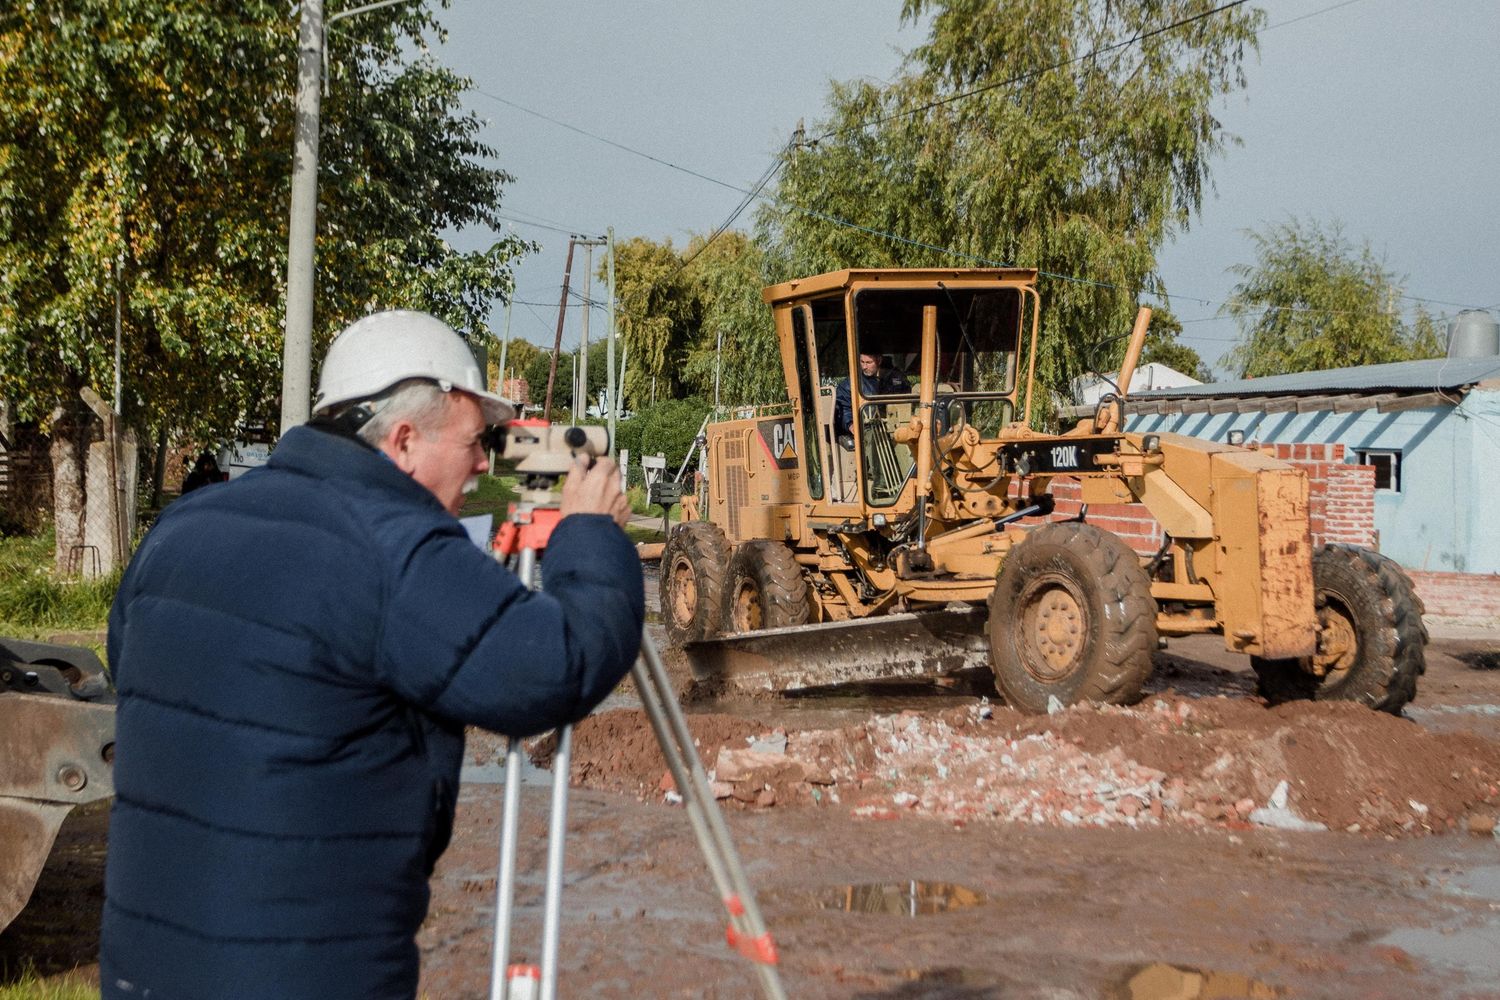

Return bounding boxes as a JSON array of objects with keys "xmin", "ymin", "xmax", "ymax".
[{"xmin": 487, "ymin": 438, "xmax": 785, "ymax": 1000}]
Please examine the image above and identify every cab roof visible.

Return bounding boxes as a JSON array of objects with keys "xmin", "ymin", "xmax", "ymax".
[{"xmin": 761, "ymin": 268, "xmax": 1039, "ymax": 305}]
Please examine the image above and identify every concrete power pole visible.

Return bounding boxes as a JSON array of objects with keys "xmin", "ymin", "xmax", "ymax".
[
  {"xmin": 573, "ymin": 236, "xmax": 606, "ymax": 421},
  {"xmin": 280, "ymin": 0, "xmax": 323, "ymax": 433},
  {"xmin": 578, "ymin": 243, "xmax": 593, "ymax": 418},
  {"xmin": 606, "ymin": 226, "xmax": 617, "ymax": 457}
]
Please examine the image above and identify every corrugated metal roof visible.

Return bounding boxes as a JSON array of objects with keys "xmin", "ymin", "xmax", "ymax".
[{"xmin": 1135, "ymin": 355, "xmax": 1500, "ymax": 399}]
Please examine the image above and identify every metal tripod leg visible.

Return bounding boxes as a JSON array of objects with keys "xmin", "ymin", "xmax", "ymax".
[
  {"xmin": 631, "ymin": 633, "xmax": 787, "ymax": 1000},
  {"xmin": 490, "ymin": 544, "xmax": 573, "ymax": 1000}
]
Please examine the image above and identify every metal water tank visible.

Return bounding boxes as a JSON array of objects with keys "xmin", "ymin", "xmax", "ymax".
[{"xmin": 1447, "ymin": 309, "xmax": 1500, "ymax": 358}]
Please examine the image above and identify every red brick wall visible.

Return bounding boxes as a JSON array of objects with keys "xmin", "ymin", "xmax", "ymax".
[
  {"xmin": 500, "ymin": 377, "xmax": 530, "ymax": 406},
  {"xmin": 1259, "ymin": 443, "xmax": 1378, "ymax": 550},
  {"xmin": 1405, "ymin": 571, "xmax": 1500, "ymax": 620}
]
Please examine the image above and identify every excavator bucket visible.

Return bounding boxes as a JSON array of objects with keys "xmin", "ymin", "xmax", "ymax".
[
  {"xmin": 0, "ymin": 640, "xmax": 116, "ymax": 933},
  {"xmin": 683, "ymin": 607, "xmax": 991, "ymax": 695}
]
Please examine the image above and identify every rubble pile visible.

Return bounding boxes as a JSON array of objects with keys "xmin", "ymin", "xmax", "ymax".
[{"xmin": 524, "ymin": 693, "xmax": 1500, "ymax": 838}]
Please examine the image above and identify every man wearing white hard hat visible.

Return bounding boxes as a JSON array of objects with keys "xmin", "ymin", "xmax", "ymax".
[{"xmin": 102, "ymin": 311, "xmax": 643, "ymax": 999}]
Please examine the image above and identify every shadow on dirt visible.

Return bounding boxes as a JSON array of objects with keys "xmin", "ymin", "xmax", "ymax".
[{"xmin": 1458, "ymin": 649, "xmax": 1500, "ymax": 671}]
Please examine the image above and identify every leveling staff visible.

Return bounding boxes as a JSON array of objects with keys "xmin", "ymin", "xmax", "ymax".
[{"xmin": 101, "ymin": 311, "xmax": 642, "ymax": 1000}]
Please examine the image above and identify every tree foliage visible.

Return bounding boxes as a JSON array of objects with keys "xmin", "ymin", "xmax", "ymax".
[
  {"xmin": 1140, "ymin": 307, "xmax": 1212, "ymax": 382},
  {"xmin": 609, "ymin": 232, "xmax": 780, "ymax": 410},
  {"xmin": 1223, "ymin": 219, "xmax": 1443, "ymax": 378},
  {"xmin": 760, "ymin": 0, "xmax": 1262, "ymax": 405},
  {"xmin": 613, "ymin": 397, "xmax": 712, "ymax": 484},
  {"xmin": 0, "ymin": 0, "xmax": 528, "ymax": 443}
]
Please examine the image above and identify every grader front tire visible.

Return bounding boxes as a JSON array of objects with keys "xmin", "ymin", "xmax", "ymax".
[
  {"xmin": 725, "ymin": 541, "xmax": 810, "ymax": 634},
  {"xmin": 988, "ymin": 522, "xmax": 1157, "ymax": 714},
  {"xmin": 660, "ymin": 522, "xmax": 731, "ymax": 646},
  {"xmin": 1252, "ymin": 544, "xmax": 1427, "ymax": 714}
]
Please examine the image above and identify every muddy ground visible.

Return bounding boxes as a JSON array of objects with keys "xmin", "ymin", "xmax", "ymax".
[{"xmin": 6, "ymin": 608, "xmax": 1499, "ymax": 998}]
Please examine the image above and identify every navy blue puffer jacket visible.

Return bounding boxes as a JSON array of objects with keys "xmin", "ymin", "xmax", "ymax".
[{"xmin": 101, "ymin": 425, "xmax": 643, "ymax": 1000}]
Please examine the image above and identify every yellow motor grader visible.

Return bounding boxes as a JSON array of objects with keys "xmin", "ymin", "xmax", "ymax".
[
  {"xmin": 659, "ymin": 268, "xmax": 1425, "ymax": 713},
  {"xmin": 0, "ymin": 636, "xmax": 114, "ymax": 933}
]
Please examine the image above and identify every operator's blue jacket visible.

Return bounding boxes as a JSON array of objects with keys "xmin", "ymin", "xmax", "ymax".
[{"xmin": 100, "ymin": 425, "xmax": 644, "ymax": 1000}]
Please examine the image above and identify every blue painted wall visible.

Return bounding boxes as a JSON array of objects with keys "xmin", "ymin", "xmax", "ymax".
[{"xmin": 1127, "ymin": 387, "xmax": 1500, "ymax": 574}]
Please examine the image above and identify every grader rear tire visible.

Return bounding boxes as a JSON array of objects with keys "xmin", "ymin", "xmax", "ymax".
[
  {"xmin": 725, "ymin": 540, "xmax": 810, "ymax": 634},
  {"xmin": 659, "ymin": 522, "xmax": 730, "ymax": 646},
  {"xmin": 1252, "ymin": 543, "xmax": 1427, "ymax": 714},
  {"xmin": 988, "ymin": 522, "xmax": 1157, "ymax": 714}
]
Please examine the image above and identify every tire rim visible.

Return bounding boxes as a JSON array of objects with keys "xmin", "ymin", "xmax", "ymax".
[
  {"xmin": 669, "ymin": 557, "xmax": 698, "ymax": 629},
  {"xmin": 731, "ymin": 580, "xmax": 763, "ymax": 632},
  {"xmin": 1313, "ymin": 595, "xmax": 1359, "ymax": 680},
  {"xmin": 1019, "ymin": 577, "xmax": 1087, "ymax": 682}
]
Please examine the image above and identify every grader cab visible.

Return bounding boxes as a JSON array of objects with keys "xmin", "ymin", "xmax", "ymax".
[{"xmin": 660, "ymin": 268, "xmax": 1425, "ymax": 713}]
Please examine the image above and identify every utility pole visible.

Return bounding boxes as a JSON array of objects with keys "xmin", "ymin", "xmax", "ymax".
[
  {"xmin": 280, "ymin": 0, "xmax": 323, "ymax": 433},
  {"xmin": 579, "ymin": 243, "xmax": 593, "ymax": 419},
  {"xmin": 278, "ymin": 0, "xmax": 420, "ymax": 435},
  {"xmin": 497, "ymin": 299, "xmax": 512, "ymax": 395},
  {"xmin": 606, "ymin": 226, "xmax": 617, "ymax": 456},
  {"xmin": 543, "ymin": 238, "xmax": 576, "ymax": 421},
  {"xmin": 713, "ymin": 328, "xmax": 725, "ymax": 411},
  {"xmin": 574, "ymin": 236, "xmax": 607, "ymax": 421}
]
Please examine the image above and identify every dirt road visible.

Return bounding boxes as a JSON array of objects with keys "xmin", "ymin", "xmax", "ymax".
[
  {"xmin": 6, "ymin": 617, "xmax": 1498, "ymax": 998},
  {"xmin": 415, "ymin": 624, "xmax": 1500, "ymax": 999}
]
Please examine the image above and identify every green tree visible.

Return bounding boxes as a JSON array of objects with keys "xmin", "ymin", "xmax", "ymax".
[
  {"xmin": 761, "ymin": 0, "xmax": 1262, "ymax": 411},
  {"xmin": 1223, "ymin": 219, "xmax": 1444, "ymax": 378},
  {"xmin": 0, "ymin": 0, "xmax": 528, "ymax": 570},
  {"xmin": 613, "ymin": 397, "xmax": 712, "ymax": 485},
  {"xmin": 1140, "ymin": 307, "xmax": 1212, "ymax": 383},
  {"xmin": 610, "ymin": 236, "xmax": 696, "ymax": 406},
  {"xmin": 607, "ymin": 231, "xmax": 781, "ymax": 411},
  {"xmin": 679, "ymin": 232, "xmax": 784, "ymax": 406}
]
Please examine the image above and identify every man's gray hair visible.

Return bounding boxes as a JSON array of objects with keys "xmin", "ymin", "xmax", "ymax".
[{"xmin": 343, "ymin": 378, "xmax": 454, "ymax": 447}]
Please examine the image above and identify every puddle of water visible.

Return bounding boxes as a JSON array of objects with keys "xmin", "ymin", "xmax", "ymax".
[
  {"xmin": 770, "ymin": 880, "xmax": 987, "ymax": 916},
  {"xmin": 1376, "ymin": 863, "xmax": 1500, "ymax": 977},
  {"xmin": 1378, "ymin": 925, "xmax": 1500, "ymax": 977},
  {"xmin": 1120, "ymin": 962, "xmax": 1282, "ymax": 999},
  {"xmin": 1405, "ymin": 703, "xmax": 1500, "ymax": 718}
]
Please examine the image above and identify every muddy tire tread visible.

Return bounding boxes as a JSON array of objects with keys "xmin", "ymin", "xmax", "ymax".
[
  {"xmin": 1252, "ymin": 543, "xmax": 1426, "ymax": 714},
  {"xmin": 725, "ymin": 540, "xmax": 811, "ymax": 633},
  {"xmin": 988, "ymin": 521, "xmax": 1157, "ymax": 713},
  {"xmin": 659, "ymin": 521, "xmax": 731, "ymax": 646}
]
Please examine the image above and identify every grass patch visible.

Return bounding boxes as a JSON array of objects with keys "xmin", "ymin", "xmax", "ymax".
[
  {"xmin": 0, "ymin": 530, "xmax": 118, "ymax": 638},
  {"xmin": 0, "ymin": 970, "xmax": 98, "ymax": 1000},
  {"xmin": 625, "ymin": 524, "xmax": 667, "ymax": 545},
  {"xmin": 627, "ymin": 485, "xmax": 682, "ymax": 522},
  {"xmin": 458, "ymin": 474, "xmax": 520, "ymax": 521}
]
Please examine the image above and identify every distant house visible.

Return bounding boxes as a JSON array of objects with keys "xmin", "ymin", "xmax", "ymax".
[
  {"xmin": 1119, "ymin": 353, "xmax": 1500, "ymax": 619},
  {"xmin": 1072, "ymin": 362, "xmax": 1201, "ymax": 406}
]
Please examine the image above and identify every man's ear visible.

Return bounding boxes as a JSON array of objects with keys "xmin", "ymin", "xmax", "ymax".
[{"xmin": 379, "ymin": 419, "xmax": 421, "ymax": 474}]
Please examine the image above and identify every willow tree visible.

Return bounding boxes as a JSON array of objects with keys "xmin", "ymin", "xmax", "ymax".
[
  {"xmin": 0, "ymin": 0, "xmax": 526, "ymax": 570},
  {"xmin": 761, "ymin": 0, "xmax": 1263, "ymax": 410},
  {"xmin": 1224, "ymin": 219, "xmax": 1443, "ymax": 378},
  {"xmin": 609, "ymin": 236, "xmax": 698, "ymax": 407}
]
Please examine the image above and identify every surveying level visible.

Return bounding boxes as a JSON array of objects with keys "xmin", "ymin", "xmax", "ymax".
[
  {"xmin": 487, "ymin": 419, "xmax": 608, "ymax": 478},
  {"xmin": 486, "ymin": 419, "xmax": 785, "ymax": 1000}
]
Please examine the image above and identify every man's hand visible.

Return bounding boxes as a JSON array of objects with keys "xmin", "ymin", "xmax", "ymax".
[{"xmin": 560, "ymin": 456, "xmax": 631, "ymax": 527}]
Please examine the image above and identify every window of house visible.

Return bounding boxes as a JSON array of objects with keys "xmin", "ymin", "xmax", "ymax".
[{"xmin": 1356, "ymin": 449, "xmax": 1401, "ymax": 492}]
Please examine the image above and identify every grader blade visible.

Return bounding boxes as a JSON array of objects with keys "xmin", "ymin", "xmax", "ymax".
[
  {"xmin": 0, "ymin": 688, "xmax": 115, "ymax": 933},
  {"xmin": 684, "ymin": 607, "xmax": 990, "ymax": 694}
]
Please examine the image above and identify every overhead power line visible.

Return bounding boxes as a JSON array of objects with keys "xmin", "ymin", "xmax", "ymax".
[
  {"xmin": 810, "ymin": 0, "xmax": 1252, "ymax": 144},
  {"xmin": 474, "ymin": 0, "xmax": 1488, "ymax": 341}
]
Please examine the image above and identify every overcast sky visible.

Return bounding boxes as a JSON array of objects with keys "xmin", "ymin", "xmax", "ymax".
[{"xmin": 430, "ymin": 0, "xmax": 1499, "ymax": 375}]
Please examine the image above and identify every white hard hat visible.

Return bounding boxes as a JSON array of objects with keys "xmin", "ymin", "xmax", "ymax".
[{"xmin": 313, "ymin": 310, "xmax": 515, "ymax": 423}]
